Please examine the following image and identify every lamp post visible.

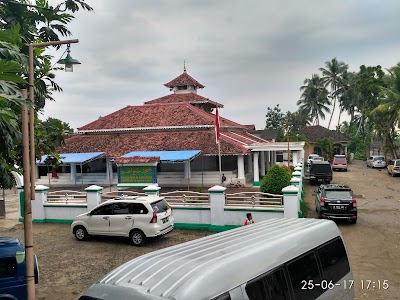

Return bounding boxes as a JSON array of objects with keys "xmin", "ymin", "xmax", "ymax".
[{"xmin": 23, "ymin": 39, "xmax": 80, "ymax": 300}]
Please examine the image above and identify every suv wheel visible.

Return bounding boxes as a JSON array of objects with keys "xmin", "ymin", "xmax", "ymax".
[
  {"xmin": 74, "ymin": 226, "xmax": 88, "ymax": 241},
  {"xmin": 350, "ymin": 218, "xmax": 357, "ymax": 224},
  {"xmin": 130, "ymin": 230, "xmax": 146, "ymax": 246}
]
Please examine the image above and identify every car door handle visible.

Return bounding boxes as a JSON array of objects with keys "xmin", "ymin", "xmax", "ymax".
[
  {"xmin": 125, "ymin": 216, "xmax": 132, "ymax": 220},
  {"xmin": 103, "ymin": 216, "xmax": 109, "ymax": 220}
]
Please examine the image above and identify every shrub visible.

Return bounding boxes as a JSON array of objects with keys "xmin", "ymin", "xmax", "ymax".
[
  {"xmin": 260, "ymin": 165, "xmax": 291, "ymax": 195},
  {"xmin": 195, "ymin": 185, "xmax": 203, "ymax": 193},
  {"xmin": 290, "ymin": 165, "xmax": 295, "ymax": 173},
  {"xmin": 281, "ymin": 164, "xmax": 292, "ymax": 175}
]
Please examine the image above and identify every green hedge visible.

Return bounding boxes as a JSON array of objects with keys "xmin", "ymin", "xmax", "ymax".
[{"xmin": 260, "ymin": 165, "xmax": 291, "ymax": 194}]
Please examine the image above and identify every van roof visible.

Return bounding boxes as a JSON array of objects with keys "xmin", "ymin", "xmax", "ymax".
[{"xmin": 86, "ymin": 219, "xmax": 341, "ymax": 300}]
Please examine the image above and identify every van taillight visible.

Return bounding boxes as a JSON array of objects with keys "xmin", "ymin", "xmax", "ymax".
[
  {"xmin": 168, "ymin": 204, "xmax": 173, "ymax": 215},
  {"xmin": 150, "ymin": 212, "xmax": 157, "ymax": 223},
  {"xmin": 352, "ymin": 198, "xmax": 357, "ymax": 207},
  {"xmin": 320, "ymin": 197, "xmax": 325, "ymax": 205}
]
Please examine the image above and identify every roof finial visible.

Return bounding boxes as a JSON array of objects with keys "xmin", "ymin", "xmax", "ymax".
[{"xmin": 183, "ymin": 59, "xmax": 186, "ymax": 72}]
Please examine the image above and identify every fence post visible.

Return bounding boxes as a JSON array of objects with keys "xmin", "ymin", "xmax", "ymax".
[
  {"xmin": 143, "ymin": 185, "xmax": 161, "ymax": 196},
  {"xmin": 208, "ymin": 185, "xmax": 226, "ymax": 231},
  {"xmin": 85, "ymin": 185, "xmax": 103, "ymax": 211},
  {"xmin": 32, "ymin": 185, "xmax": 48, "ymax": 222},
  {"xmin": 282, "ymin": 185, "xmax": 299, "ymax": 218}
]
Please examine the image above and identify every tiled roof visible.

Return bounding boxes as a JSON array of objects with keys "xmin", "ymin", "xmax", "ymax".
[
  {"xmin": 222, "ymin": 131, "xmax": 269, "ymax": 145},
  {"xmin": 144, "ymin": 93, "xmax": 223, "ymax": 108},
  {"xmin": 78, "ymin": 102, "xmax": 242, "ymax": 131},
  {"xmin": 243, "ymin": 124, "xmax": 256, "ymax": 131},
  {"xmin": 164, "ymin": 71, "xmax": 205, "ymax": 88},
  {"xmin": 300, "ymin": 125, "xmax": 351, "ymax": 142},
  {"xmin": 59, "ymin": 130, "xmax": 254, "ymax": 157},
  {"xmin": 114, "ymin": 156, "xmax": 160, "ymax": 164}
]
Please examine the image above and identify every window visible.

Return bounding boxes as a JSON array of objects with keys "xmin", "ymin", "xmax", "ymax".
[
  {"xmin": 317, "ymin": 238, "xmax": 350, "ymax": 283},
  {"xmin": 131, "ymin": 203, "xmax": 148, "ymax": 214},
  {"xmin": 0, "ymin": 257, "xmax": 17, "ymax": 278},
  {"xmin": 151, "ymin": 199, "xmax": 168, "ymax": 213},
  {"xmin": 396, "ymin": 160, "xmax": 400, "ymax": 166},
  {"xmin": 211, "ymin": 292, "xmax": 231, "ymax": 300},
  {"xmin": 113, "ymin": 203, "xmax": 131, "ymax": 215},
  {"xmin": 91, "ymin": 204, "xmax": 113, "ymax": 215},
  {"xmin": 245, "ymin": 268, "xmax": 289, "ymax": 300},
  {"xmin": 325, "ymin": 190, "xmax": 352, "ymax": 199},
  {"xmin": 287, "ymin": 252, "xmax": 322, "ymax": 300},
  {"xmin": 334, "ymin": 156, "xmax": 346, "ymax": 162}
]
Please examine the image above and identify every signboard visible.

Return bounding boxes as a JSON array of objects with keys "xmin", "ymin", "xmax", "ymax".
[{"xmin": 118, "ymin": 166, "xmax": 157, "ymax": 184}]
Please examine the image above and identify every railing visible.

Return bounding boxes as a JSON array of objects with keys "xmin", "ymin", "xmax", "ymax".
[
  {"xmin": 47, "ymin": 190, "xmax": 87, "ymax": 204},
  {"xmin": 161, "ymin": 191, "xmax": 210, "ymax": 206},
  {"xmin": 101, "ymin": 190, "xmax": 146, "ymax": 202},
  {"xmin": 225, "ymin": 192, "xmax": 283, "ymax": 208}
]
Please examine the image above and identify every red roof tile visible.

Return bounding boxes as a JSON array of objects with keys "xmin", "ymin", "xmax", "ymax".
[
  {"xmin": 78, "ymin": 102, "xmax": 243, "ymax": 131},
  {"xmin": 164, "ymin": 71, "xmax": 205, "ymax": 88},
  {"xmin": 222, "ymin": 131, "xmax": 269, "ymax": 145},
  {"xmin": 144, "ymin": 93, "xmax": 223, "ymax": 108},
  {"xmin": 114, "ymin": 156, "xmax": 160, "ymax": 164},
  {"xmin": 59, "ymin": 130, "xmax": 252, "ymax": 157}
]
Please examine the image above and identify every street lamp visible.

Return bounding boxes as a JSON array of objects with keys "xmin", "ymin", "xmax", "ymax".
[
  {"xmin": 22, "ymin": 39, "xmax": 79, "ymax": 300},
  {"xmin": 57, "ymin": 44, "xmax": 81, "ymax": 72}
]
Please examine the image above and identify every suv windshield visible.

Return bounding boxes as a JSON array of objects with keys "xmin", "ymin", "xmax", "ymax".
[
  {"xmin": 334, "ymin": 156, "xmax": 346, "ymax": 162},
  {"xmin": 151, "ymin": 199, "xmax": 169, "ymax": 213},
  {"xmin": 326, "ymin": 190, "xmax": 352, "ymax": 199}
]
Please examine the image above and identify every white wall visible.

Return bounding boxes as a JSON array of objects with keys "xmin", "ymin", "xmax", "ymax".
[
  {"xmin": 42, "ymin": 204, "xmax": 88, "ymax": 220},
  {"xmin": 172, "ymin": 207, "xmax": 211, "ymax": 224},
  {"xmin": 224, "ymin": 208, "xmax": 284, "ymax": 225}
]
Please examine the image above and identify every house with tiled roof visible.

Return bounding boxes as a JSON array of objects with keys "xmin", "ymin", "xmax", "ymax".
[
  {"xmin": 36, "ymin": 68, "xmax": 305, "ymax": 188},
  {"xmin": 300, "ymin": 125, "xmax": 351, "ymax": 159}
]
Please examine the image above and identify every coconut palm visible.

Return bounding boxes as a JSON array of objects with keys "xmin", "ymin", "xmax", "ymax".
[
  {"xmin": 297, "ymin": 74, "xmax": 330, "ymax": 125},
  {"xmin": 319, "ymin": 58, "xmax": 348, "ymax": 129}
]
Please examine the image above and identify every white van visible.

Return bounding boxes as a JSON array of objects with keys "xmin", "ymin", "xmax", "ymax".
[{"xmin": 78, "ymin": 218, "xmax": 354, "ymax": 300}]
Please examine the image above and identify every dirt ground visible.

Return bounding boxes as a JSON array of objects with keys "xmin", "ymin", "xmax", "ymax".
[
  {"xmin": 0, "ymin": 160, "xmax": 399, "ymax": 299},
  {"xmin": 304, "ymin": 159, "xmax": 400, "ymax": 299}
]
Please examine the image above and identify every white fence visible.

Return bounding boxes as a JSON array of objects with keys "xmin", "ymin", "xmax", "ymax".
[{"xmin": 20, "ymin": 162, "xmax": 304, "ymax": 231}]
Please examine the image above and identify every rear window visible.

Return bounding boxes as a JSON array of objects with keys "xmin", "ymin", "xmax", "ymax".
[
  {"xmin": 334, "ymin": 156, "xmax": 346, "ymax": 162},
  {"xmin": 151, "ymin": 199, "xmax": 169, "ymax": 213},
  {"xmin": 396, "ymin": 161, "xmax": 400, "ymax": 166},
  {"xmin": 311, "ymin": 164, "xmax": 331, "ymax": 173},
  {"xmin": 318, "ymin": 238, "xmax": 350, "ymax": 283},
  {"xmin": 374, "ymin": 156, "xmax": 384, "ymax": 161},
  {"xmin": 325, "ymin": 190, "xmax": 352, "ymax": 199}
]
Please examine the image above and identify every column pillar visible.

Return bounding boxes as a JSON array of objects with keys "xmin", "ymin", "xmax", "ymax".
[
  {"xmin": 260, "ymin": 151, "xmax": 266, "ymax": 176},
  {"xmin": 32, "ymin": 185, "xmax": 48, "ymax": 221},
  {"xmin": 184, "ymin": 161, "xmax": 191, "ymax": 179},
  {"xmin": 253, "ymin": 152, "xmax": 260, "ymax": 186},
  {"xmin": 71, "ymin": 164, "xmax": 77, "ymax": 181},
  {"xmin": 292, "ymin": 151, "xmax": 299, "ymax": 166},
  {"xmin": 265, "ymin": 151, "xmax": 270, "ymax": 172},
  {"xmin": 282, "ymin": 185, "xmax": 300, "ymax": 218},
  {"xmin": 143, "ymin": 184, "xmax": 161, "ymax": 196},
  {"xmin": 237, "ymin": 155, "xmax": 245, "ymax": 181},
  {"xmin": 85, "ymin": 185, "xmax": 103, "ymax": 211},
  {"xmin": 208, "ymin": 185, "xmax": 226, "ymax": 231},
  {"xmin": 247, "ymin": 155, "xmax": 253, "ymax": 173},
  {"xmin": 106, "ymin": 158, "xmax": 112, "ymax": 180}
]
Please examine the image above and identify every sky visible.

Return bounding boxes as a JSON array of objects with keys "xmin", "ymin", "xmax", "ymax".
[{"xmin": 42, "ymin": 0, "xmax": 400, "ymax": 131}]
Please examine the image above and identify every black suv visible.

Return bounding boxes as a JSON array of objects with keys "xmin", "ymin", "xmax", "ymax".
[
  {"xmin": 309, "ymin": 161, "xmax": 332, "ymax": 184},
  {"xmin": 315, "ymin": 184, "xmax": 357, "ymax": 224}
]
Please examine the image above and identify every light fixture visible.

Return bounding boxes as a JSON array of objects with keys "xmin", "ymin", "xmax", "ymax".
[{"xmin": 57, "ymin": 44, "xmax": 81, "ymax": 72}]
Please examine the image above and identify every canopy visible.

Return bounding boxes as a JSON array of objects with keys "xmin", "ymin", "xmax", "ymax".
[
  {"xmin": 122, "ymin": 150, "xmax": 201, "ymax": 163},
  {"xmin": 37, "ymin": 152, "xmax": 105, "ymax": 165}
]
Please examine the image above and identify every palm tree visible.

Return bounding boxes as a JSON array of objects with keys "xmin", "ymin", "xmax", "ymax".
[
  {"xmin": 298, "ymin": 74, "xmax": 330, "ymax": 125},
  {"xmin": 319, "ymin": 58, "xmax": 348, "ymax": 129}
]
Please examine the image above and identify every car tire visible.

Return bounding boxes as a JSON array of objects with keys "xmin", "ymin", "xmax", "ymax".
[
  {"xmin": 130, "ymin": 230, "xmax": 146, "ymax": 246},
  {"xmin": 350, "ymin": 218, "xmax": 357, "ymax": 224},
  {"xmin": 73, "ymin": 226, "xmax": 88, "ymax": 241}
]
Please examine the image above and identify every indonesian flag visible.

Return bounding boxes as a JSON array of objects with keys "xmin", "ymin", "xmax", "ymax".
[{"xmin": 215, "ymin": 106, "xmax": 220, "ymax": 144}]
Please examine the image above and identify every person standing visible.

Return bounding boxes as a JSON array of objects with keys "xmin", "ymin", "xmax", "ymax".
[{"xmin": 244, "ymin": 213, "xmax": 254, "ymax": 225}]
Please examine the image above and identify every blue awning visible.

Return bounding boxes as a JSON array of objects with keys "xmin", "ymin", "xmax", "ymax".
[
  {"xmin": 37, "ymin": 152, "xmax": 105, "ymax": 165},
  {"xmin": 122, "ymin": 150, "xmax": 202, "ymax": 162}
]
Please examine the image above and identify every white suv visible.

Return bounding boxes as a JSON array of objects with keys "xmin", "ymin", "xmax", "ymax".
[{"xmin": 71, "ymin": 196, "xmax": 174, "ymax": 246}]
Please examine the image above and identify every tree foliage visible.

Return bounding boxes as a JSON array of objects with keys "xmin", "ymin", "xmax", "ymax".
[{"xmin": 260, "ymin": 165, "xmax": 291, "ymax": 195}]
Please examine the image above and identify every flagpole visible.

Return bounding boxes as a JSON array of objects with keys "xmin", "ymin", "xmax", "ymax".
[{"xmin": 218, "ymin": 141, "xmax": 222, "ymax": 183}]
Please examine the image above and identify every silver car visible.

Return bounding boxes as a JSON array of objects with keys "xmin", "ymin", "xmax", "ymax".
[{"xmin": 366, "ymin": 156, "xmax": 386, "ymax": 168}]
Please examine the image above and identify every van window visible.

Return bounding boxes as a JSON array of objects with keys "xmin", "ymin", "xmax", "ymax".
[
  {"xmin": 245, "ymin": 268, "xmax": 289, "ymax": 300},
  {"xmin": 0, "ymin": 257, "xmax": 17, "ymax": 278},
  {"xmin": 211, "ymin": 292, "xmax": 231, "ymax": 300},
  {"xmin": 317, "ymin": 238, "xmax": 350, "ymax": 283},
  {"xmin": 287, "ymin": 252, "xmax": 322, "ymax": 300}
]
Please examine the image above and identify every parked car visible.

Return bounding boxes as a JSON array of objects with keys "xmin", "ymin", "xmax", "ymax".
[
  {"xmin": 315, "ymin": 184, "xmax": 357, "ymax": 224},
  {"xmin": 0, "ymin": 237, "xmax": 39, "ymax": 300},
  {"xmin": 387, "ymin": 159, "xmax": 400, "ymax": 177},
  {"xmin": 307, "ymin": 153, "xmax": 320, "ymax": 165},
  {"xmin": 309, "ymin": 161, "xmax": 332, "ymax": 184},
  {"xmin": 366, "ymin": 156, "xmax": 387, "ymax": 168},
  {"xmin": 71, "ymin": 196, "xmax": 174, "ymax": 246},
  {"xmin": 332, "ymin": 154, "xmax": 348, "ymax": 171}
]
